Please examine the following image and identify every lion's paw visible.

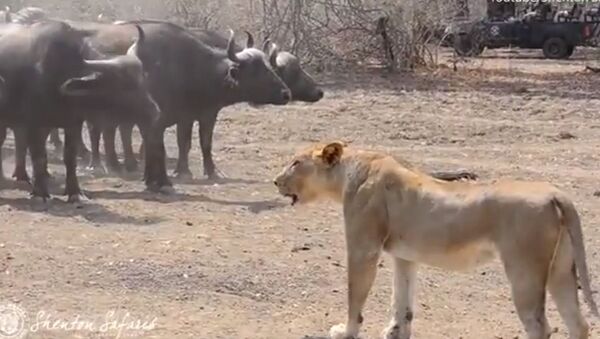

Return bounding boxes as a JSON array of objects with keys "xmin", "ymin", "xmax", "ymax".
[
  {"xmin": 381, "ymin": 323, "xmax": 409, "ymax": 339},
  {"xmin": 329, "ymin": 323, "xmax": 356, "ymax": 339}
]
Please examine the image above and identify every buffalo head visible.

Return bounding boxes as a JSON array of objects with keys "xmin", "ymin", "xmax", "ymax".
[
  {"xmin": 59, "ymin": 25, "xmax": 160, "ymax": 121},
  {"xmin": 224, "ymin": 30, "xmax": 291, "ymax": 106},
  {"xmin": 262, "ymin": 39, "xmax": 323, "ymax": 103}
]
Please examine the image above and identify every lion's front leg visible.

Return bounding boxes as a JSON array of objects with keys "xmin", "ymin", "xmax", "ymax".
[
  {"xmin": 330, "ymin": 248, "xmax": 381, "ymax": 339},
  {"xmin": 381, "ymin": 258, "xmax": 418, "ymax": 339}
]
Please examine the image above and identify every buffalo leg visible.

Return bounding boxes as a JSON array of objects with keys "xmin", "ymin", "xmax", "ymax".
[
  {"xmin": 64, "ymin": 123, "xmax": 85, "ymax": 202},
  {"xmin": 103, "ymin": 123, "xmax": 121, "ymax": 173},
  {"xmin": 174, "ymin": 120, "xmax": 193, "ymax": 178},
  {"xmin": 144, "ymin": 119, "xmax": 172, "ymax": 192},
  {"xmin": 0, "ymin": 125, "xmax": 6, "ymax": 180},
  {"xmin": 86, "ymin": 120, "xmax": 105, "ymax": 174},
  {"xmin": 139, "ymin": 124, "xmax": 150, "ymax": 184},
  {"xmin": 49, "ymin": 128, "xmax": 63, "ymax": 153},
  {"xmin": 119, "ymin": 122, "xmax": 138, "ymax": 172},
  {"xmin": 198, "ymin": 109, "xmax": 222, "ymax": 179},
  {"xmin": 28, "ymin": 128, "xmax": 49, "ymax": 200},
  {"xmin": 12, "ymin": 126, "xmax": 30, "ymax": 183},
  {"xmin": 429, "ymin": 170, "xmax": 478, "ymax": 181}
]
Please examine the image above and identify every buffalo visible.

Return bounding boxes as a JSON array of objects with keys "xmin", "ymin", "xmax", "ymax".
[
  {"xmin": 0, "ymin": 6, "xmax": 89, "ymax": 183},
  {"xmin": 115, "ymin": 28, "xmax": 326, "ymax": 179},
  {"xmin": 84, "ymin": 25, "xmax": 324, "ymax": 179},
  {"xmin": 0, "ymin": 20, "xmax": 159, "ymax": 201},
  {"xmin": 65, "ymin": 20, "xmax": 291, "ymax": 192}
]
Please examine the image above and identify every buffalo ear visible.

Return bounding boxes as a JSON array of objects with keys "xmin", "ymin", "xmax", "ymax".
[
  {"xmin": 320, "ymin": 141, "xmax": 345, "ymax": 166},
  {"xmin": 59, "ymin": 72, "xmax": 102, "ymax": 96}
]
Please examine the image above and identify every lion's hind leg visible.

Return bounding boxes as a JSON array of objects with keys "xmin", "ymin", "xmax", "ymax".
[
  {"xmin": 498, "ymin": 231, "xmax": 554, "ymax": 339},
  {"xmin": 503, "ymin": 259, "xmax": 552, "ymax": 339},
  {"xmin": 548, "ymin": 235, "xmax": 589, "ymax": 339}
]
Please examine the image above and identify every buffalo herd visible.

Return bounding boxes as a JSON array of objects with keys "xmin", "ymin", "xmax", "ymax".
[
  {"xmin": 0, "ymin": 7, "xmax": 328, "ymax": 202},
  {"xmin": 0, "ymin": 7, "xmax": 474, "ymax": 203}
]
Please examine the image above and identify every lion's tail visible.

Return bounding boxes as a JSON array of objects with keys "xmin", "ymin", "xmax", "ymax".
[{"xmin": 552, "ymin": 196, "xmax": 599, "ymax": 317}]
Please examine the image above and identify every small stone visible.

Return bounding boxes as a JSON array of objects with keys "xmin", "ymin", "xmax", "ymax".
[
  {"xmin": 558, "ymin": 131, "xmax": 576, "ymax": 140},
  {"xmin": 291, "ymin": 245, "xmax": 311, "ymax": 253}
]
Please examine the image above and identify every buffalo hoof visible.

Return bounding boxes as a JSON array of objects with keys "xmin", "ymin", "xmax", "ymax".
[
  {"xmin": 67, "ymin": 193, "xmax": 89, "ymax": 204},
  {"xmin": 12, "ymin": 172, "xmax": 30, "ymax": 184},
  {"xmin": 174, "ymin": 170, "xmax": 193, "ymax": 180},
  {"xmin": 206, "ymin": 168, "xmax": 227, "ymax": 181},
  {"xmin": 30, "ymin": 193, "xmax": 50, "ymax": 203},
  {"xmin": 145, "ymin": 183, "xmax": 176, "ymax": 195},
  {"xmin": 159, "ymin": 185, "xmax": 176, "ymax": 195},
  {"xmin": 87, "ymin": 163, "xmax": 107, "ymax": 176}
]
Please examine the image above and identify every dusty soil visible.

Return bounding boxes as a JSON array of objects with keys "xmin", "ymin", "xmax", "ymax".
[{"xmin": 1, "ymin": 47, "xmax": 599, "ymax": 339}]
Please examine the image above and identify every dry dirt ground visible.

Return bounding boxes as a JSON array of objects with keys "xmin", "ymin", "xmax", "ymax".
[{"xmin": 1, "ymin": 47, "xmax": 600, "ymax": 339}]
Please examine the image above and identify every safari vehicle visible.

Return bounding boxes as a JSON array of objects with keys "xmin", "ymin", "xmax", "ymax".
[{"xmin": 447, "ymin": 0, "xmax": 600, "ymax": 59}]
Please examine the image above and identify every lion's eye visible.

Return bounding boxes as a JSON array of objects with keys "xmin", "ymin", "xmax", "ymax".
[{"xmin": 291, "ymin": 160, "xmax": 300, "ymax": 168}]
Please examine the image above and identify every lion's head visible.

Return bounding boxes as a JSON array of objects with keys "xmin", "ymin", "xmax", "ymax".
[{"xmin": 273, "ymin": 141, "xmax": 346, "ymax": 205}]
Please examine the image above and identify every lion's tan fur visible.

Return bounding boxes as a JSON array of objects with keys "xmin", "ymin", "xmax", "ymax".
[{"xmin": 274, "ymin": 142, "xmax": 598, "ymax": 339}]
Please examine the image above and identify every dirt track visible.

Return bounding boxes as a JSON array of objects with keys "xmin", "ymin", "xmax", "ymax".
[{"xmin": 1, "ymin": 47, "xmax": 599, "ymax": 339}]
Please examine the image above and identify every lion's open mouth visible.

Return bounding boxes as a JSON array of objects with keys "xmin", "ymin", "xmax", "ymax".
[{"xmin": 285, "ymin": 194, "xmax": 299, "ymax": 206}]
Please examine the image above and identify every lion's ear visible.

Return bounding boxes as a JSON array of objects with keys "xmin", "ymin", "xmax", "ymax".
[{"xmin": 321, "ymin": 142, "xmax": 344, "ymax": 166}]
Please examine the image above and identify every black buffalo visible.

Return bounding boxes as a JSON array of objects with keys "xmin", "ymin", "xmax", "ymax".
[
  {"xmin": 0, "ymin": 7, "xmax": 89, "ymax": 183},
  {"xmin": 118, "ymin": 28, "xmax": 325, "ymax": 179},
  {"xmin": 86, "ymin": 25, "xmax": 324, "ymax": 179},
  {"xmin": 70, "ymin": 21, "xmax": 291, "ymax": 191},
  {"xmin": 0, "ymin": 21, "xmax": 159, "ymax": 201}
]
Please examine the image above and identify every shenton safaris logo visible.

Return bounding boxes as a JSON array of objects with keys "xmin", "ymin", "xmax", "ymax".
[
  {"xmin": 0, "ymin": 303, "xmax": 157, "ymax": 338},
  {"xmin": 0, "ymin": 303, "xmax": 27, "ymax": 339}
]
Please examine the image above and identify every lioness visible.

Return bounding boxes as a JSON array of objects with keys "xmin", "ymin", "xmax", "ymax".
[{"xmin": 274, "ymin": 141, "xmax": 599, "ymax": 339}]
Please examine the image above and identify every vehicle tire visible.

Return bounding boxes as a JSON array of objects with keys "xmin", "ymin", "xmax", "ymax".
[{"xmin": 543, "ymin": 37, "xmax": 568, "ymax": 59}]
